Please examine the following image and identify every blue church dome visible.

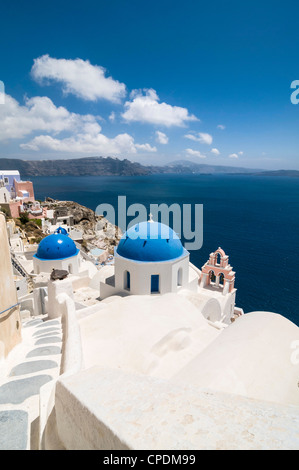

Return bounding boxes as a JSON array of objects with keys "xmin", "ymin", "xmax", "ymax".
[
  {"xmin": 54, "ymin": 226, "xmax": 68, "ymax": 235},
  {"xmin": 116, "ymin": 221, "xmax": 185, "ymax": 262},
  {"xmin": 34, "ymin": 233, "xmax": 79, "ymax": 260}
]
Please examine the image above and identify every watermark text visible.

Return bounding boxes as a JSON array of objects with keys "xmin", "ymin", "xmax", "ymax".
[
  {"xmin": 96, "ymin": 196, "xmax": 203, "ymax": 251},
  {"xmin": 290, "ymin": 80, "xmax": 299, "ymax": 104}
]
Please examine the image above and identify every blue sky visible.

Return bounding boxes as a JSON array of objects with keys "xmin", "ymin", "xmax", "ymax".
[{"xmin": 0, "ymin": 0, "xmax": 299, "ymax": 169}]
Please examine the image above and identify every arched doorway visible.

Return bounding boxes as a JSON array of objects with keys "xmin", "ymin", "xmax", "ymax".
[{"xmin": 124, "ymin": 270, "xmax": 130, "ymax": 290}]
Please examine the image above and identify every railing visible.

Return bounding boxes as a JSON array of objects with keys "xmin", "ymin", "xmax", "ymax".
[
  {"xmin": 10, "ymin": 252, "xmax": 28, "ymax": 278},
  {"xmin": 0, "ymin": 302, "xmax": 20, "ymax": 316}
]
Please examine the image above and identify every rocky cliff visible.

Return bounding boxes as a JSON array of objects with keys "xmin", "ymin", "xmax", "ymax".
[
  {"xmin": 0, "ymin": 157, "xmax": 151, "ymax": 176},
  {"xmin": 44, "ymin": 198, "xmax": 122, "ymax": 254},
  {"xmin": 0, "ymin": 156, "xmax": 272, "ymax": 177}
]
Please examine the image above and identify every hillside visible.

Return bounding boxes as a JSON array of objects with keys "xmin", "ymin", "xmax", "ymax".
[
  {"xmin": 0, "ymin": 156, "xmax": 297, "ymax": 177},
  {"xmin": 0, "ymin": 157, "xmax": 150, "ymax": 176}
]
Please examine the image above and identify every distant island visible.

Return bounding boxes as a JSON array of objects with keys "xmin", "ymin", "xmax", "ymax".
[{"xmin": 0, "ymin": 156, "xmax": 298, "ymax": 177}]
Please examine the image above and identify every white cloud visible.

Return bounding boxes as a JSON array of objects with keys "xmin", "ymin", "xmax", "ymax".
[
  {"xmin": 31, "ymin": 55, "xmax": 126, "ymax": 103},
  {"xmin": 155, "ymin": 130, "xmax": 168, "ymax": 144},
  {"xmin": 109, "ymin": 111, "xmax": 116, "ymax": 122},
  {"xmin": 0, "ymin": 93, "xmax": 97, "ymax": 140},
  {"xmin": 0, "ymin": 92, "xmax": 158, "ymax": 156},
  {"xmin": 184, "ymin": 132, "xmax": 213, "ymax": 145},
  {"xmin": 217, "ymin": 124, "xmax": 225, "ymax": 130},
  {"xmin": 20, "ymin": 116, "xmax": 155, "ymax": 155},
  {"xmin": 20, "ymin": 132, "xmax": 139, "ymax": 155},
  {"xmin": 184, "ymin": 134, "xmax": 197, "ymax": 141},
  {"xmin": 211, "ymin": 148, "xmax": 220, "ymax": 155},
  {"xmin": 135, "ymin": 143, "xmax": 157, "ymax": 152},
  {"xmin": 238, "ymin": 151, "xmax": 243, "ymax": 155},
  {"xmin": 186, "ymin": 148, "xmax": 206, "ymax": 158},
  {"xmin": 122, "ymin": 88, "xmax": 198, "ymax": 127},
  {"xmin": 198, "ymin": 133, "xmax": 213, "ymax": 145},
  {"xmin": 20, "ymin": 131, "xmax": 156, "ymax": 156},
  {"xmin": 228, "ymin": 153, "xmax": 238, "ymax": 159}
]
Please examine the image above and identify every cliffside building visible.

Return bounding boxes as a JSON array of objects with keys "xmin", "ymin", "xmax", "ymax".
[{"xmin": 0, "ymin": 170, "xmax": 36, "ymax": 218}]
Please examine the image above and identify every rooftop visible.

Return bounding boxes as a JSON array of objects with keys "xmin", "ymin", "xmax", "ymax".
[
  {"xmin": 116, "ymin": 221, "xmax": 186, "ymax": 262},
  {"xmin": 34, "ymin": 233, "xmax": 79, "ymax": 261}
]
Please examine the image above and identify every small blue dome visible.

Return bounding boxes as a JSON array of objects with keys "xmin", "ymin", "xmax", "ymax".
[
  {"xmin": 116, "ymin": 221, "xmax": 185, "ymax": 262},
  {"xmin": 34, "ymin": 233, "xmax": 79, "ymax": 260},
  {"xmin": 54, "ymin": 226, "xmax": 68, "ymax": 235}
]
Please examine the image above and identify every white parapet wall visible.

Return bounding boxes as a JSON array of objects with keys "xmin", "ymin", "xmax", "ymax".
[
  {"xmin": 39, "ymin": 290, "xmax": 84, "ymax": 450},
  {"xmin": 53, "ymin": 366, "xmax": 299, "ymax": 450},
  {"xmin": 47, "ymin": 279, "xmax": 75, "ymax": 319}
]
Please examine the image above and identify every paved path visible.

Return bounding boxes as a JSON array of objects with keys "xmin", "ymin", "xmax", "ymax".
[{"xmin": 0, "ymin": 316, "xmax": 62, "ymax": 450}]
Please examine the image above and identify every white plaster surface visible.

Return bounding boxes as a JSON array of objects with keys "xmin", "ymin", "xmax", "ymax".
[
  {"xmin": 172, "ymin": 311, "xmax": 299, "ymax": 406},
  {"xmin": 78, "ymin": 293, "xmax": 221, "ymax": 379},
  {"xmin": 55, "ymin": 367, "xmax": 299, "ymax": 450}
]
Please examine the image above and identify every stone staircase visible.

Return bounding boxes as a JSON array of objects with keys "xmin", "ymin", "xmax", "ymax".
[{"xmin": 0, "ymin": 316, "xmax": 63, "ymax": 450}]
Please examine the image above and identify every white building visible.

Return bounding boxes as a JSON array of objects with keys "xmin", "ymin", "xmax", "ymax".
[
  {"xmin": 98, "ymin": 219, "xmax": 238, "ymax": 325},
  {"xmin": 33, "ymin": 229, "xmax": 80, "ymax": 275},
  {"xmin": 100, "ymin": 220, "xmax": 199, "ymax": 299},
  {"xmin": 0, "ymin": 186, "xmax": 11, "ymax": 204},
  {"xmin": 1, "ymin": 213, "xmax": 299, "ymax": 450},
  {"xmin": 42, "ymin": 219, "xmax": 83, "ymax": 242},
  {"xmin": 0, "ymin": 170, "xmax": 20, "ymax": 197}
]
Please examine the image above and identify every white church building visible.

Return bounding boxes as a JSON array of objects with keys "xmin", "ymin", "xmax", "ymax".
[
  {"xmin": 33, "ymin": 227, "xmax": 81, "ymax": 275},
  {"xmin": 99, "ymin": 219, "xmax": 199, "ymax": 298},
  {"xmin": 98, "ymin": 218, "xmax": 240, "ymax": 325}
]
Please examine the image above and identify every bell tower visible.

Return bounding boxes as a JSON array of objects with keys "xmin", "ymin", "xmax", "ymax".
[{"xmin": 200, "ymin": 247, "xmax": 235, "ymax": 294}]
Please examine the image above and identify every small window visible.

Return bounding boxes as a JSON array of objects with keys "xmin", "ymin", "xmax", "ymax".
[
  {"xmin": 177, "ymin": 267, "xmax": 183, "ymax": 286},
  {"xmin": 4, "ymin": 177, "xmax": 9, "ymax": 185},
  {"xmin": 151, "ymin": 274, "xmax": 160, "ymax": 293},
  {"xmin": 124, "ymin": 270, "xmax": 130, "ymax": 290}
]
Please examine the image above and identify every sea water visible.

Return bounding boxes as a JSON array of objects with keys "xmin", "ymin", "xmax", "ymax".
[{"xmin": 27, "ymin": 173, "xmax": 299, "ymax": 326}]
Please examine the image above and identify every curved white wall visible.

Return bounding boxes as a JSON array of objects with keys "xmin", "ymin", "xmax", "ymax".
[
  {"xmin": 33, "ymin": 254, "xmax": 79, "ymax": 275},
  {"xmin": 172, "ymin": 311, "xmax": 299, "ymax": 406}
]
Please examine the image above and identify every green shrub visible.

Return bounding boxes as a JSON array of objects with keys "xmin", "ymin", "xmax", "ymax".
[
  {"xmin": 19, "ymin": 212, "xmax": 30, "ymax": 224},
  {"xmin": 0, "ymin": 206, "xmax": 10, "ymax": 218},
  {"xmin": 34, "ymin": 218, "xmax": 42, "ymax": 227}
]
